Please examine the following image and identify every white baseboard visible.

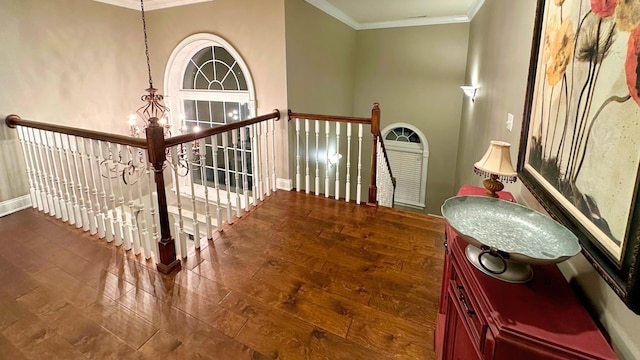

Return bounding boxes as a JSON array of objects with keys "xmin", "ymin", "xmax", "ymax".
[
  {"xmin": 276, "ymin": 178, "xmax": 293, "ymax": 191},
  {"xmin": 0, "ymin": 195, "xmax": 32, "ymax": 217}
]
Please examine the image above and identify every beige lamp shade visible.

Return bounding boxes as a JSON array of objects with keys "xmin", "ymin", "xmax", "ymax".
[{"xmin": 474, "ymin": 141, "xmax": 517, "ymax": 182}]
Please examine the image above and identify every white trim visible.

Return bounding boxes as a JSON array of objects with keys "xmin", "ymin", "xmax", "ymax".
[
  {"xmin": 358, "ymin": 16, "xmax": 469, "ymax": 30},
  {"xmin": 0, "ymin": 195, "xmax": 32, "ymax": 217},
  {"xmin": 91, "ymin": 0, "xmax": 214, "ymax": 11},
  {"xmin": 304, "ymin": 0, "xmax": 475, "ymax": 30},
  {"xmin": 467, "ymin": 0, "xmax": 486, "ymax": 20},
  {"xmin": 276, "ymin": 178, "xmax": 293, "ymax": 191},
  {"xmin": 304, "ymin": 0, "xmax": 359, "ymax": 29},
  {"xmin": 164, "ymin": 33, "xmax": 256, "ymax": 126}
]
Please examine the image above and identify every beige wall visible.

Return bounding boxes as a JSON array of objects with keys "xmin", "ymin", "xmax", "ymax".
[
  {"xmin": 284, "ymin": 0, "xmax": 357, "ymax": 193},
  {"xmin": 0, "ymin": 0, "xmax": 146, "ymax": 203},
  {"xmin": 456, "ymin": 1, "xmax": 640, "ymax": 358},
  {"xmin": 354, "ymin": 24, "xmax": 470, "ymax": 215},
  {"xmin": 285, "ymin": 0, "xmax": 356, "ymax": 114},
  {"xmin": 146, "ymin": 0, "xmax": 289, "ymax": 179}
]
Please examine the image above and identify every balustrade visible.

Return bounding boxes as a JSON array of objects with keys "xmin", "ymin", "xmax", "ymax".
[{"xmin": 5, "ymin": 105, "xmax": 394, "ymax": 275}]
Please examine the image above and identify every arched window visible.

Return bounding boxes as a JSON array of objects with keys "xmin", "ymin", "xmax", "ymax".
[
  {"xmin": 165, "ymin": 34, "xmax": 256, "ymax": 196},
  {"xmin": 382, "ymin": 123, "xmax": 429, "ymax": 209}
]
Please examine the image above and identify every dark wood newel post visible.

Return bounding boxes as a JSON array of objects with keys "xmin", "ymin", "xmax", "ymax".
[
  {"xmin": 146, "ymin": 118, "xmax": 181, "ymax": 274},
  {"xmin": 367, "ymin": 103, "xmax": 380, "ymax": 207}
]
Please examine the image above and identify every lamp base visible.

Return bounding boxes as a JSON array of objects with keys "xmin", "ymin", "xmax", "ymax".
[
  {"xmin": 483, "ymin": 174, "xmax": 503, "ymax": 198},
  {"xmin": 465, "ymin": 245, "xmax": 533, "ymax": 283}
]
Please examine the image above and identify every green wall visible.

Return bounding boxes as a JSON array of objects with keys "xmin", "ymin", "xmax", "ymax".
[
  {"xmin": 353, "ymin": 24, "xmax": 470, "ymax": 215},
  {"xmin": 456, "ymin": 1, "xmax": 640, "ymax": 358}
]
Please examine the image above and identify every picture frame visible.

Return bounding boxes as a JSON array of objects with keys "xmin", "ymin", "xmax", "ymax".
[{"xmin": 518, "ymin": 0, "xmax": 640, "ymax": 313}]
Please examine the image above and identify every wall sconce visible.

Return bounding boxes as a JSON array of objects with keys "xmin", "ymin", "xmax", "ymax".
[
  {"xmin": 328, "ymin": 153, "xmax": 342, "ymax": 167},
  {"xmin": 460, "ymin": 85, "xmax": 478, "ymax": 102}
]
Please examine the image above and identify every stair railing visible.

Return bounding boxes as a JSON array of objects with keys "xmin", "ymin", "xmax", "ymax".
[
  {"xmin": 288, "ymin": 103, "xmax": 395, "ymax": 207},
  {"xmin": 6, "ymin": 110, "xmax": 280, "ymax": 274},
  {"xmin": 6, "ymin": 106, "xmax": 395, "ymax": 274}
]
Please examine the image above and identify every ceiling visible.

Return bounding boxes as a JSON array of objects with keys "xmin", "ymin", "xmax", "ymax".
[{"xmin": 93, "ymin": 0, "xmax": 485, "ymax": 29}]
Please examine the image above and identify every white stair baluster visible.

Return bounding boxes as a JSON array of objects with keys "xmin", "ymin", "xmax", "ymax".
[
  {"xmin": 51, "ymin": 132, "xmax": 68, "ymax": 222},
  {"xmin": 255, "ymin": 123, "xmax": 263, "ymax": 201},
  {"xmin": 263, "ymin": 121, "xmax": 271, "ymax": 197},
  {"xmin": 222, "ymin": 133, "xmax": 233, "ymax": 223},
  {"xmin": 86, "ymin": 139, "xmax": 104, "ymax": 238},
  {"xmin": 335, "ymin": 123, "xmax": 341, "ymax": 200},
  {"xmin": 31, "ymin": 128, "xmax": 49, "ymax": 214},
  {"xmin": 305, "ymin": 119, "xmax": 310, "ymax": 194},
  {"xmin": 97, "ymin": 141, "xmax": 113, "ymax": 242},
  {"xmin": 315, "ymin": 121, "xmax": 320, "ymax": 196},
  {"xmin": 37, "ymin": 130, "xmax": 55, "ymax": 216},
  {"xmin": 271, "ymin": 118, "xmax": 277, "ymax": 192},
  {"xmin": 137, "ymin": 149, "xmax": 151, "ymax": 257},
  {"xmin": 356, "ymin": 124, "xmax": 363, "ymax": 205},
  {"xmin": 117, "ymin": 144, "xmax": 132, "ymax": 249},
  {"xmin": 146, "ymin": 156, "xmax": 159, "ymax": 263},
  {"xmin": 17, "ymin": 126, "xmax": 38, "ymax": 210},
  {"xmin": 44, "ymin": 131, "xmax": 68, "ymax": 220},
  {"xmin": 249, "ymin": 125, "xmax": 258, "ymax": 206},
  {"xmin": 240, "ymin": 127, "xmax": 250, "ymax": 212},
  {"xmin": 127, "ymin": 148, "xmax": 141, "ymax": 255},
  {"xmin": 43, "ymin": 131, "xmax": 62, "ymax": 218},
  {"xmin": 186, "ymin": 142, "xmax": 201, "ymax": 246},
  {"xmin": 170, "ymin": 146, "xmax": 187, "ymax": 258},
  {"xmin": 325, "ymin": 122, "xmax": 330, "ymax": 198},
  {"xmin": 211, "ymin": 134, "xmax": 223, "ymax": 231},
  {"xmin": 232, "ymin": 129, "xmax": 241, "ymax": 218},
  {"xmin": 124, "ymin": 145, "xmax": 140, "ymax": 255},
  {"xmin": 295, "ymin": 118, "xmax": 301, "ymax": 192},
  {"xmin": 72, "ymin": 136, "xmax": 89, "ymax": 229},
  {"xmin": 107, "ymin": 143, "xmax": 122, "ymax": 245},
  {"xmin": 346, "ymin": 123, "xmax": 352, "ymax": 203},
  {"xmin": 77, "ymin": 137, "xmax": 95, "ymax": 234},
  {"xmin": 63, "ymin": 134, "xmax": 79, "ymax": 225},
  {"xmin": 198, "ymin": 138, "xmax": 213, "ymax": 241}
]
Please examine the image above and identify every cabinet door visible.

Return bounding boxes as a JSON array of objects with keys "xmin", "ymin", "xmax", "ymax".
[{"xmin": 444, "ymin": 289, "xmax": 482, "ymax": 360}]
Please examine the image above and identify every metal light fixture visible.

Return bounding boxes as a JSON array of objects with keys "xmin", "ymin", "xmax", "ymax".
[
  {"xmin": 460, "ymin": 85, "xmax": 478, "ymax": 102},
  {"xmin": 474, "ymin": 141, "xmax": 517, "ymax": 197},
  {"xmin": 129, "ymin": 0, "xmax": 170, "ymax": 137}
]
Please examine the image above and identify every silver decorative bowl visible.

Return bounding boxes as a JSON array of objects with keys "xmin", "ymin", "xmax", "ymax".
[{"xmin": 441, "ymin": 196, "xmax": 581, "ymax": 283}]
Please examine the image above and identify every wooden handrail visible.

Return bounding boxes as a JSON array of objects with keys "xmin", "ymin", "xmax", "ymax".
[
  {"xmin": 378, "ymin": 134, "xmax": 396, "ymax": 188},
  {"xmin": 5, "ymin": 114, "xmax": 148, "ymax": 149},
  {"xmin": 287, "ymin": 110, "xmax": 371, "ymax": 125},
  {"xmin": 164, "ymin": 110, "xmax": 280, "ymax": 148}
]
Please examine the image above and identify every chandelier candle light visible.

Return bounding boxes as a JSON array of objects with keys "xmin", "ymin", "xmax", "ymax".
[{"xmin": 474, "ymin": 141, "xmax": 517, "ymax": 197}]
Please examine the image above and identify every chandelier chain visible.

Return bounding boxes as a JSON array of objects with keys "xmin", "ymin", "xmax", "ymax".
[{"xmin": 140, "ymin": 0, "xmax": 153, "ymax": 89}]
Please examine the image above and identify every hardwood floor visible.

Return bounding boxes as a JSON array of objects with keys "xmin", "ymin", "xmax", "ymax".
[{"xmin": 0, "ymin": 191, "xmax": 446, "ymax": 359}]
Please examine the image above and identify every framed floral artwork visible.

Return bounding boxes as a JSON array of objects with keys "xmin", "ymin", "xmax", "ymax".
[{"xmin": 518, "ymin": 0, "xmax": 640, "ymax": 313}]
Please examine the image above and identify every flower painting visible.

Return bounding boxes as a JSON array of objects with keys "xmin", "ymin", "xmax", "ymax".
[{"xmin": 520, "ymin": 0, "xmax": 640, "ymax": 312}]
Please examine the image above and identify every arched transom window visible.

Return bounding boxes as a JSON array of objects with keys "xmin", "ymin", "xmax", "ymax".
[
  {"xmin": 165, "ymin": 34, "xmax": 256, "ymax": 199},
  {"xmin": 382, "ymin": 124, "xmax": 430, "ymax": 210}
]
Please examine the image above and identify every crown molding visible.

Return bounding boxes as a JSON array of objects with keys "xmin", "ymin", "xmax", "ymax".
[
  {"xmin": 304, "ymin": 0, "xmax": 359, "ymax": 29},
  {"xmin": 305, "ymin": 0, "xmax": 486, "ymax": 30},
  {"xmin": 358, "ymin": 15, "xmax": 470, "ymax": 30},
  {"xmin": 467, "ymin": 0, "xmax": 486, "ymax": 20},
  {"xmin": 91, "ymin": 0, "xmax": 213, "ymax": 11}
]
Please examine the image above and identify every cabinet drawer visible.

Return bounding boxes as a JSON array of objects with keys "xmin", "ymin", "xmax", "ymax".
[{"xmin": 449, "ymin": 261, "xmax": 488, "ymax": 353}]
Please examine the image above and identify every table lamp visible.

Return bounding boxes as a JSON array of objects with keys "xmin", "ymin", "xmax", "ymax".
[{"xmin": 474, "ymin": 141, "xmax": 517, "ymax": 197}]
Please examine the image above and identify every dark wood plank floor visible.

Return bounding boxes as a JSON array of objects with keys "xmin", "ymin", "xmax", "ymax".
[{"xmin": 0, "ymin": 191, "xmax": 446, "ymax": 359}]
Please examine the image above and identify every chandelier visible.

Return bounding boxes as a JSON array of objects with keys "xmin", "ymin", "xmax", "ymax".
[{"xmin": 129, "ymin": 0, "xmax": 171, "ymax": 138}]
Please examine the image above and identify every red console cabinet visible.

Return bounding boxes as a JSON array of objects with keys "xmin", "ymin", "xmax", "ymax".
[{"xmin": 435, "ymin": 185, "xmax": 617, "ymax": 360}]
